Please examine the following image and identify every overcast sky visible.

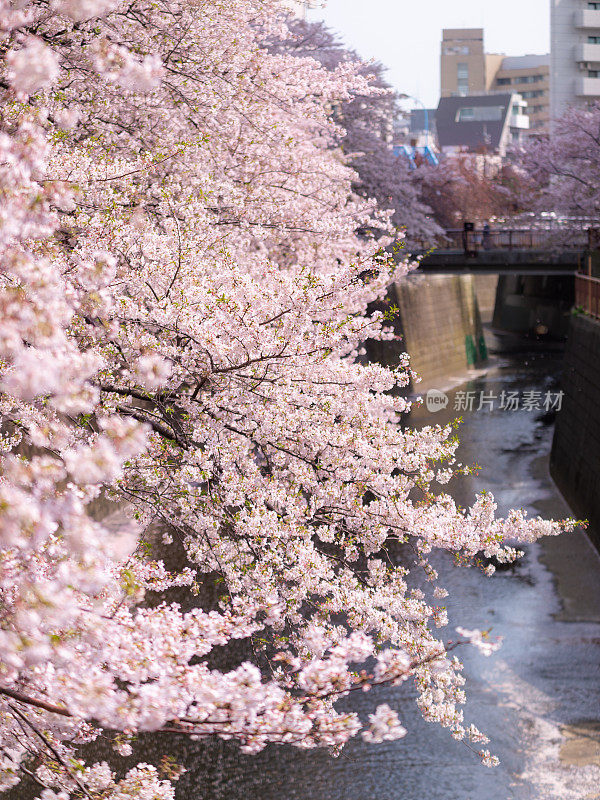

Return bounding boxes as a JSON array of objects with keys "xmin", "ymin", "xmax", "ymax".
[{"xmin": 307, "ymin": 0, "xmax": 550, "ymax": 108}]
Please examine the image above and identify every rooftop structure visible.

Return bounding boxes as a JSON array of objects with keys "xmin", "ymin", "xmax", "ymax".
[{"xmin": 436, "ymin": 93, "xmax": 529, "ymax": 156}]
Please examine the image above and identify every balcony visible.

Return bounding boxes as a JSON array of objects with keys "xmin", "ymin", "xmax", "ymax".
[
  {"xmin": 510, "ymin": 114, "xmax": 530, "ymax": 129},
  {"xmin": 574, "ymin": 9, "xmax": 600, "ymax": 29},
  {"xmin": 576, "ymin": 76, "xmax": 600, "ymax": 96},
  {"xmin": 575, "ymin": 42, "xmax": 600, "ymax": 62}
]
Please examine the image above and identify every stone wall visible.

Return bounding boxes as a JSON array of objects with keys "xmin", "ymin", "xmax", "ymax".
[
  {"xmin": 368, "ymin": 273, "xmax": 488, "ymax": 391},
  {"xmin": 551, "ymin": 313, "xmax": 600, "ymax": 552}
]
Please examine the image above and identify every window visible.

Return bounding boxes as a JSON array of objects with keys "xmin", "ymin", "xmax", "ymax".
[
  {"xmin": 588, "ymin": 2, "xmax": 600, "ymax": 9},
  {"xmin": 456, "ymin": 62, "xmax": 469, "ymax": 95},
  {"xmin": 456, "ymin": 106, "xmax": 504, "ymax": 122},
  {"xmin": 443, "ymin": 44, "xmax": 469, "ymax": 55},
  {"xmin": 521, "ymin": 90, "xmax": 544, "ymax": 99},
  {"xmin": 588, "ymin": 36, "xmax": 600, "ymax": 43},
  {"xmin": 589, "ymin": 70, "xmax": 600, "ymax": 78},
  {"xmin": 514, "ymin": 74, "xmax": 545, "ymax": 84},
  {"xmin": 497, "ymin": 77, "xmax": 511, "ymax": 86}
]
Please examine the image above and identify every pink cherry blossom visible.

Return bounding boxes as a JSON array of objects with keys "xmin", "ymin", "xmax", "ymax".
[
  {"xmin": 7, "ymin": 38, "xmax": 59, "ymax": 95},
  {"xmin": 519, "ymin": 102, "xmax": 600, "ymax": 221},
  {"xmin": 52, "ymin": 0, "xmax": 120, "ymax": 22},
  {"xmin": 0, "ymin": 0, "xmax": 578, "ymax": 795},
  {"xmin": 362, "ymin": 704, "xmax": 407, "ymax": 743}
]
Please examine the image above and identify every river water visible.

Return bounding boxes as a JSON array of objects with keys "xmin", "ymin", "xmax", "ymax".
[{"xmin": 173, "ymin": 345, "xmax": 600, "ymax": 800}]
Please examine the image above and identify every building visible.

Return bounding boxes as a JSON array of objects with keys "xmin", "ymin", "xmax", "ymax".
[
  {"xmin": 551, "ymin": 0, "xmax": 600, "ymax": 120},
  {"xmin": 441, "ymin": 29, "xmax": 550, "ymax": 134},
  {"xmin": 409, "ymin": 108, "xmax": 438, "ymax": 143},
  {"xmin": 441, "ymin": 29, "xmax": 502, "ymax": 97},
  {"xmin": 435, "ymin": 93, "xmax": 530, "ymax": 157},
  {"xmin": 491, "ymin": 55, "xmax": 550, "ymax": 133},
  {"xmin": 441, "ymin": 29, "xmax": 485, "ymax": 97}
]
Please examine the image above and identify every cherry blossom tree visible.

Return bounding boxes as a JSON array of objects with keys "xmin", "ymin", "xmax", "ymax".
[
  {"xmin": 269, "ymin": 18, "xmax": 442, "ymax": 246},
  {"xmin": 0, "ymin": 1, "xmax": 576, "ymax": 798},
  {"xmin": 520, "ymin": 103, "xmax": 600, "ymax": 219},
  {"xmin": 417, "ymin": 154, "xmax": 527, "ymax": 229}
]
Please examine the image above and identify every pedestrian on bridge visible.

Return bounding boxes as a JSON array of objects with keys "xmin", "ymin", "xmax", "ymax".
[{"xmin": 483, "ymin": 221, "xmax": 491, "ymax": 250}]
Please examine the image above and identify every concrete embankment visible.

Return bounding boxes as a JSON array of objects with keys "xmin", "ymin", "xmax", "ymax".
[
  {"xmin": 551, "ymin": 312, "xmax": 600, "ymax": 552},
  {"xmin": 369, "ymin": 273, "xmax": 496, "ymax": 391},
  {"xmin": 473, "ymin": 274, "xmax": 499, "ymax": 324}
]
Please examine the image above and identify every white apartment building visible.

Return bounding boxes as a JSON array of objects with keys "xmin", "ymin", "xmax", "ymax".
[{"xmin": 551, "ymin": 0, "xmax": 600, "ymax": 120}]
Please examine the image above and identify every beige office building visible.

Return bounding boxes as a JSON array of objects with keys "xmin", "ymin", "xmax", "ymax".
[
  {"xmin": 441, "ymin": 29, "xmax": 550, "ymax": 134},
  {"xmin": 441, "ymin": 29, "xmax": 504, "ymax": 97},
  {"xmin": 491, "ymin": 55, "xmax": 550, "ymax": 133}
]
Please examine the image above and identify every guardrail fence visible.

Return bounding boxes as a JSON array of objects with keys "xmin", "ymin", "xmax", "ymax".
[
  {"xmin": 443, "ymin": 228, "xmax": 590, "ymax": 252},
  {"xmin": 576, "ymin": 273, "xmax": 600, "ymax": 319}
]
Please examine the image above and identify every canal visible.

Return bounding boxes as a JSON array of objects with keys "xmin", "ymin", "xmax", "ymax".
[{"xmin": 173, "ymin": 344, "xmax": 600, "ymax": 800}]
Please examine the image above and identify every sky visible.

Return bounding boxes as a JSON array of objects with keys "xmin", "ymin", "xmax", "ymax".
[{"xmin": 307, "ymin": 0, "xmax": 550, "ymax": 108}]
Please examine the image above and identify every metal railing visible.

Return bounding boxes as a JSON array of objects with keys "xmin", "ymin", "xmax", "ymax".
[
  {"xmin": 443, "ymin": 228, "xmax": 589, "ymax": 252},
  {"xmin": 576, "ymin": 273, "xmax": 600, "ymax": 319}
]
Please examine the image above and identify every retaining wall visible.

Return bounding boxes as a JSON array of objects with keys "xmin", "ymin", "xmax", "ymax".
[
  {"xmin": 369, "ymin": 273, "xmax": 488, "ymax": 391},
  {"xmin": 551, "ymin": 313, "xmax": 600, "ymax": 552},
  {"xmin": 473, "ymin": 274, "xmax": 499, "ymax": 324}
]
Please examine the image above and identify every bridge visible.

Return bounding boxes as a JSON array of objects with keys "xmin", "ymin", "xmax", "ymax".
[
  {"xmin": 406, "ymin": 227, "xmax": 600, "ymax": 340},
  {"xmin": 416, "ymin": 228, "xmax": 588, "ymax": 275},
  {"xmin": 374, "ymin": 226, "xmax": 600, "ymax": 391}
]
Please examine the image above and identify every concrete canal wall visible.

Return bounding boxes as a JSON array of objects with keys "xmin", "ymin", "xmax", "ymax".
[
  {"xmin": 473, "ymin": 274, "xmax": 499, "ymax": 324},
  {"xmin": 369, "ymin": 273, "xmax": 490, "ymax": 391},
  {"xmin": 551, "ymin": 313, "xmax": 600, "ymax": 552}
]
